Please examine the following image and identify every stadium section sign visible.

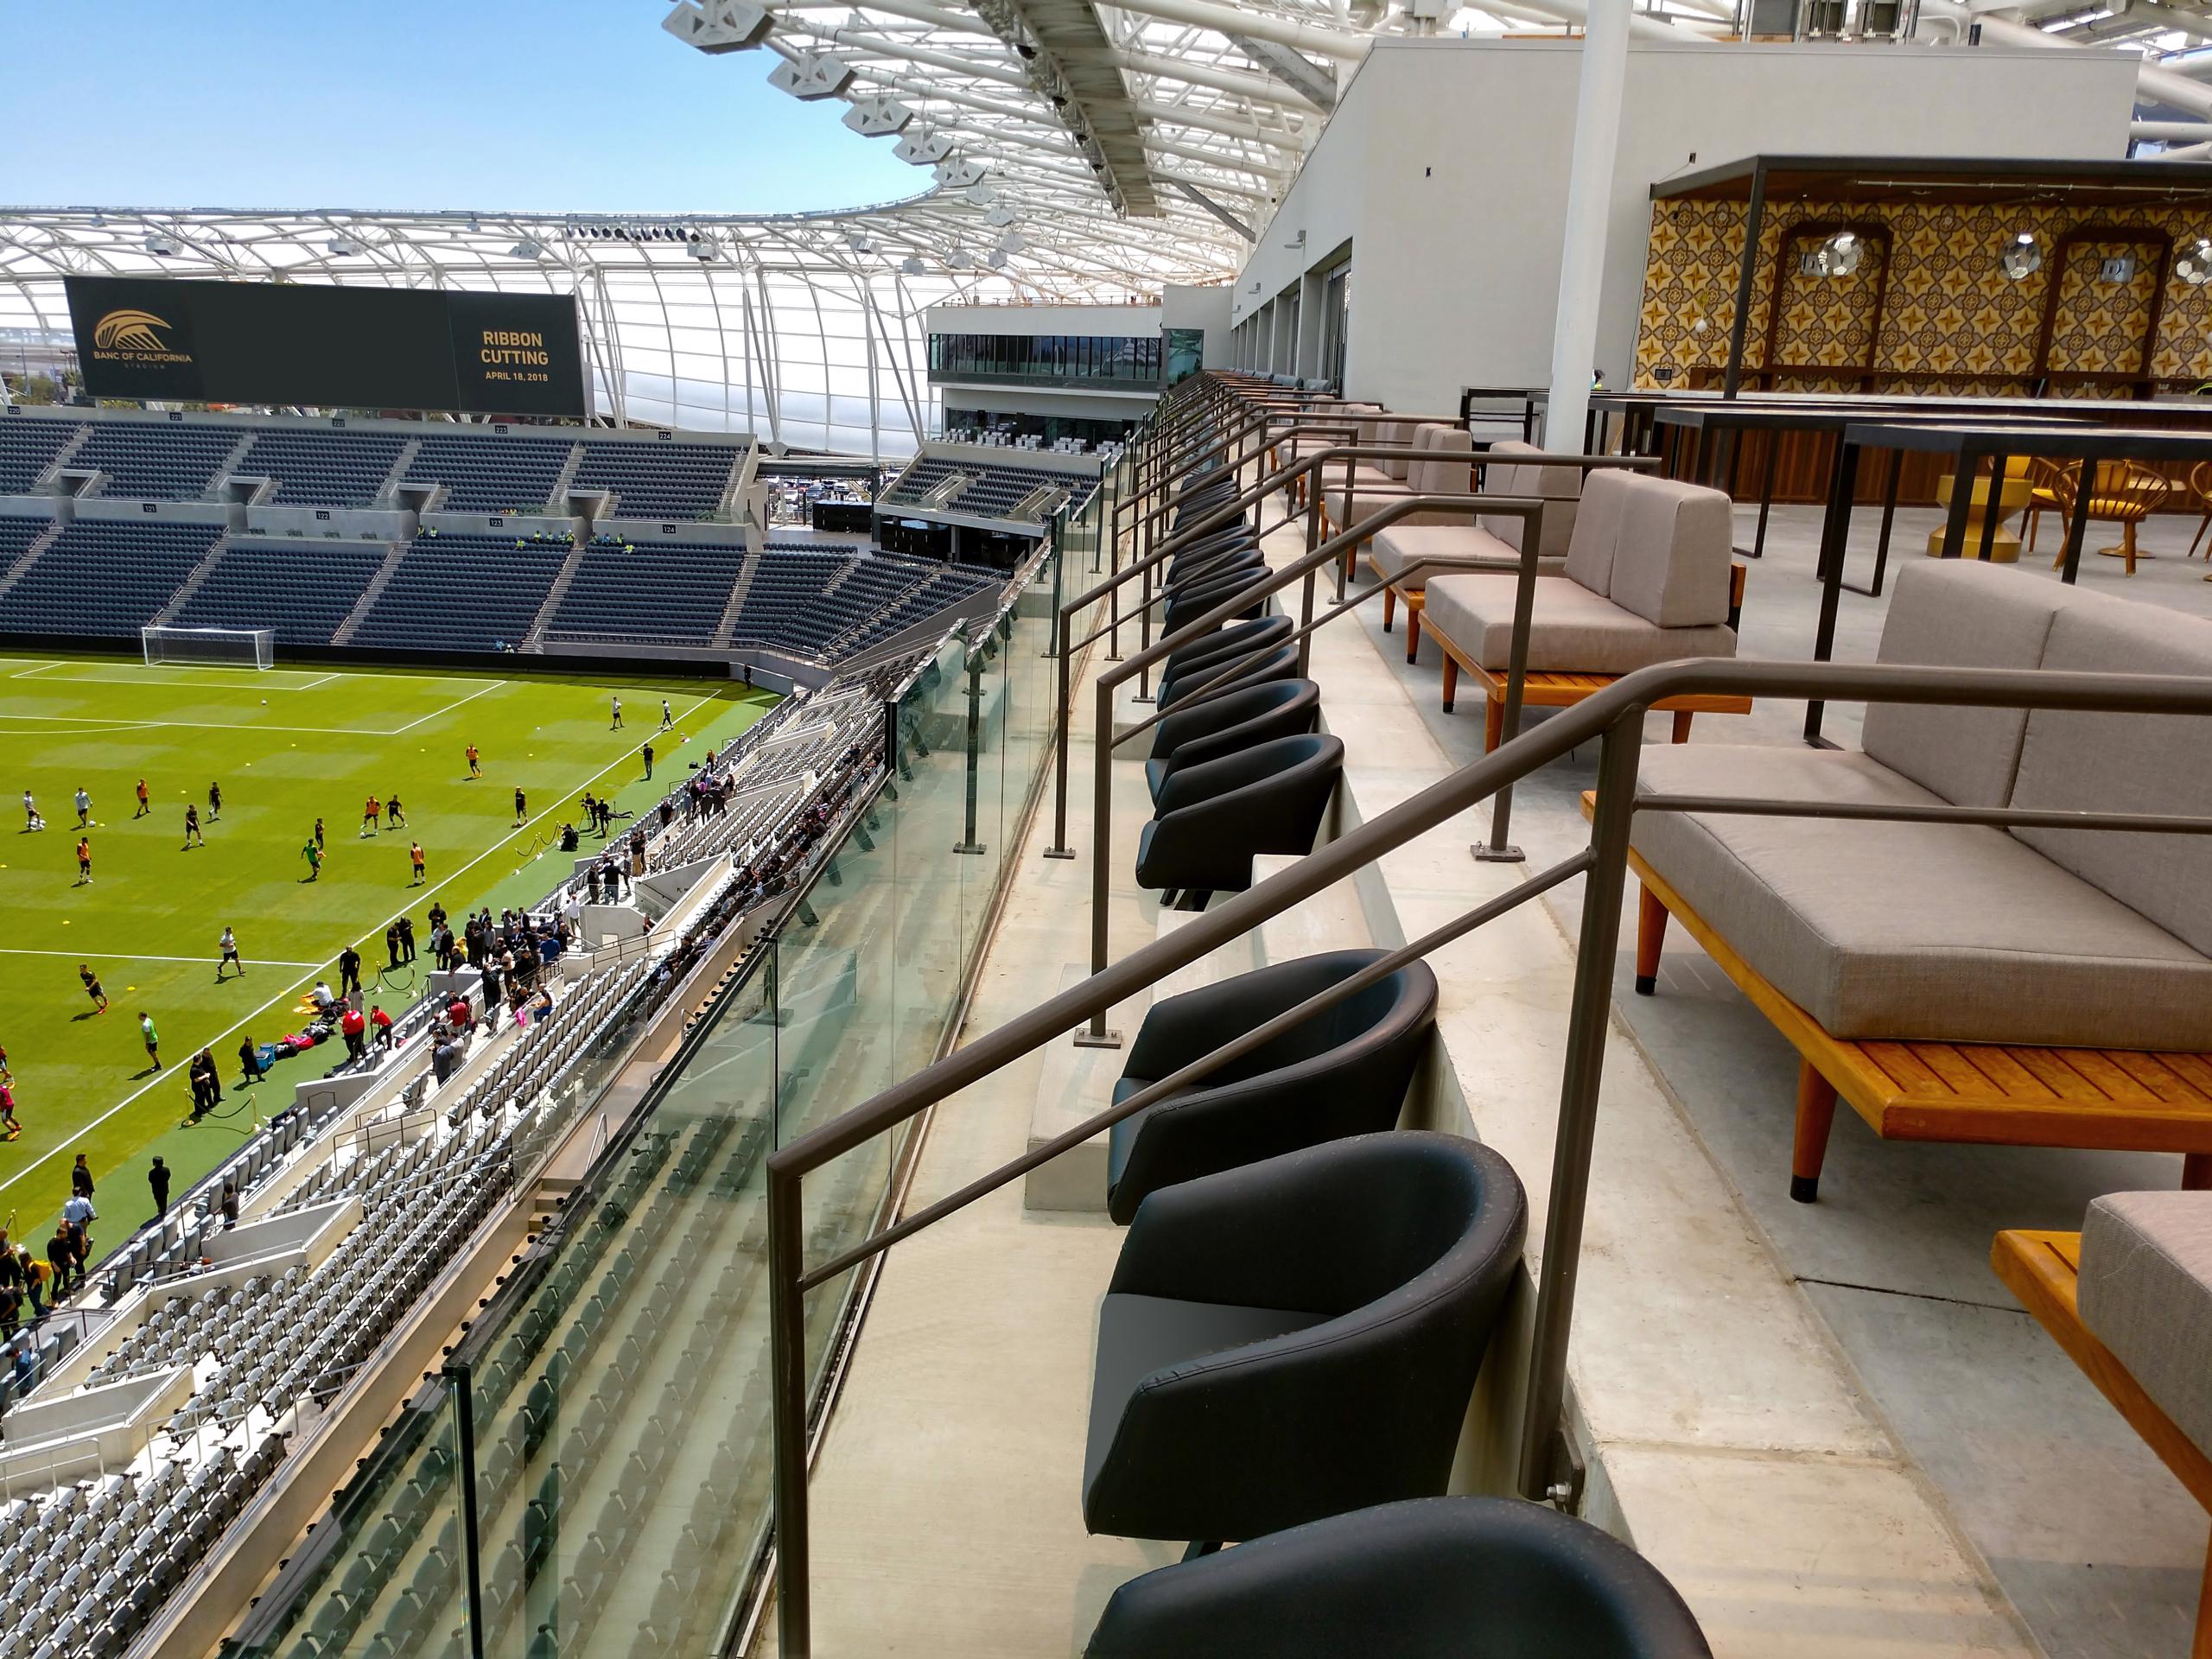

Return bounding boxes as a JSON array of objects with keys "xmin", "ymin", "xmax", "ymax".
[{"xmin": 65, "ymin": 276, "xmax": 587, "ymax": 416}]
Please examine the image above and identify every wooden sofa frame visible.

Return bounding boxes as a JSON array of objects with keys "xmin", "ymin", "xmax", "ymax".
[
  {"xmin": 1582, "ymin": 795, "xmax": 2212, "ymax": 1204},
  {"xmin": 1992, "ymin": 1227, "xmax": 2212, "ymax": 1656}
]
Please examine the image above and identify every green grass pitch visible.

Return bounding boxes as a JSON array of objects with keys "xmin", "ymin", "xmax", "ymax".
[{"xmin": 0, "ymin": 653, "xmax": 776, "ymax": 1249}]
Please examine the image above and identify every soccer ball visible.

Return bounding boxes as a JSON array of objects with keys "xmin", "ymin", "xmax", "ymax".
[{"xmin": 261, "ymin": 698, "xmax": 268, "ymax": 704}]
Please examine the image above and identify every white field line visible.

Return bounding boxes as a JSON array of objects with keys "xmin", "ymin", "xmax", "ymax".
[
  {"xmin": 0, "ymin": 947, "xmax": 324, "ymax": 967},
  {"xmin": 0, "ymin": 690, "xmax": 718, "ymax": 1204},
  {"xmin": 0, "ymin": 677, "xmax": 506, "ymax": 738},
  {"xmin": 389, "ymin": 680, "xmax": 503, "ymax": 734},
  {"xmin": 7, "ymin": 662, "xmax": 60, "ymax": 679}
]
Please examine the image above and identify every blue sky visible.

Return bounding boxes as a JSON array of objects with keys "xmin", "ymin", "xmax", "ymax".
[{"xmin": 0, "ymin": 0, "xmax": 922, "ymax": 213}]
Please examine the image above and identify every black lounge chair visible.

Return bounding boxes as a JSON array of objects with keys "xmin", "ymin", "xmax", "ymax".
[
  {"xmin": 1083, "ymin": 1133, "xmax": 1528, "ymax": 1546},
  {"xmin": 1157, "ymin": 643, "xmax": 1303, "ymax": 716},
  {"xmin": 1167, "ymin": 548, "xmax": 1266, "ymax": 594},
  {"xmin": 1084, "ymin": 1496, "xmax": 1713, "ymax": 1659},
  {"xmin": 1146, "ymin": 678, "xmax": 1320, "ymax": 801},
  {"xmin": 1135, "ymin": 733, "xmax": 1343, "ymax": 899},
  {"xmin": 1157, "ymin": 618, "xmax": 1292, "ymax": 705},
  {"xmin": 1105, "ymin": 948, "xmax": 1438, "ymax": 1221},
  {"xmin": 1164, "ymin": 574, "xmax": 1267, "ymax": 635}
]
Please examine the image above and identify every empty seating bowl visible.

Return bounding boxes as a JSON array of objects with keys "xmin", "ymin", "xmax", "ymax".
[
  {"xmin": 1084, "ymin": 1133, "xmax": 1528, "ymax": 1545},
  {"xmin": 1106, "ymin": 948, "xmax": 1439, "ymax": 1221}
]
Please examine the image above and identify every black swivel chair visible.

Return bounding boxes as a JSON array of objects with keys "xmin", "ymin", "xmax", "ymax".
[
  {"xmin": 1084, "ymin": 1497, "xmax": 1713, "ymax": 1659},
  {"xmin": 1167, "ymin": 547, "xmax": 1266, "ymax": 594},
  {"xmin": 1164, "ymin": 573, "xmax": 1268, "ymax": 635},
  {"xmin": 1105, "ymin": 948, "xmax": 1439, "ymax": 1221},
  {"xmin": 1156, "ymin": 618, "xmax": 1292, "ymax": 703},
  {"xmin": 1083, "ymin": 1133, "xmax": 1528, "ymax": 1546},
  {"xmin": 1146, "ymin": 677, "xmax": 1320, "ymax": 801},
  {"xmin": 1135, "ymin": 732, "xmax": 1343, "ymax": 900},
  {"xmin": 1156, "ymin": 643, "xmax": 1303, "ymax": 716}
]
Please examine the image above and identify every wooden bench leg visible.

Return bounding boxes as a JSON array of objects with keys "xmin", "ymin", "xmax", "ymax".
[
  {"xmin": 1792, "ymin": 1062, "xmax": 1840, "ymax": 1205},
  {"xmin": 2194, "ymin": 1531, "xmax": 2212, "ymax": 1659},
  {"xmin": 1442, "ymin": 656, "xmax": 1459, "ymax": 715},
  {"xmin": 1484, "ymin": 690, "xmax": 1504, "ymax": 752},
  {"xmin": 1382, "ymin": 586, "xmax": 1396, "ymax": 633},
  {"xmin": 1671, "ymin": 709, "xmax": 1695, "ymax": 744},
  {"xmin": 1635, "ymin": 884, "xmax": 1668, "ymax": 995},
  {"xmin": 1405, "ymin": 607, "xmax": 1421, "ymax": 665},
  {"xmin": 2185, "ymin": 1152, "xmax": 2212, "ymax": 1192}
]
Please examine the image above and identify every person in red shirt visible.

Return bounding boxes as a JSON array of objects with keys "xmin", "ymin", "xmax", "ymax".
[
  {"xmin": 340, "ymin": 1002, "xmax": 367, "ymax": 1062},
  {"xmin": 369, "ymin": 1004, "xmax": 395, "ymax": 1051}
]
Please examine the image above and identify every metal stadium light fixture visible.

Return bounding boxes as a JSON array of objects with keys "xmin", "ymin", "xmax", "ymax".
[
  {"xmin": 845, "ymin": 230, "xmax": 876, "ymax": 256},
  {"xmin": 686, "ymin": 234, "xmax": 721, "ymax": 262},
  {"xmin": 508, "ymin": 238, "xmax": 546, "ymax": 261},
  {"xmin": 899, "ymin": 254, "xmax": 927, "ymax": 276},
  {"xmin": 945, "ymin": 245, "xmax": 976, "ymax": 268},
  {"xmin": 968, "ymin": 183, "xmax": 999, "ymax": 207},
  {"xmin": 662, "ymin": 0, "xmax": 773, "ymax": 54},
  {"xmin": 935, "ymin": 158, "xmax": 989, "ymax": 190},
  {"xmin": 984, "ymin": 202, "xmax": 1018, "ymax": 228},
  {"xmin": 144, "ymin": 233, "xmax": 180, "ymax": 257},
  {"xmin": 767, "ymin": 53, "xmax": 854, "ymax": 99},
  {"xmin": 893, "ymin": 130, "xmax": 955, "ymax": 167},
  {"xmin": 985, "ymin": 250, "xmax": 1011, "ymax": 270},
  {"xmin": 1999, "ymin": 232, "xmax": 2043, "ymax": 282},
  {"xmin": 2179, "ymin": 237, "xmax": 2212, "ymax": 286},
  {"xmin": 843, "ymin": 95, "xmax": 914, "ymax": 137},
  {"xmin": 327, "ymin": 235, "xmax": 363, "ymax": 257}
]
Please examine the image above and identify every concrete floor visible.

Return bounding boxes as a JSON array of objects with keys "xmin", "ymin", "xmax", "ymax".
[
  {"xmin": 1357, "ymin": 499, "xmax": 2212, "ymax": 1659},
  {"xmin": 773, "ymin": 498, "xmax": 2212, "ymax": 1659}
]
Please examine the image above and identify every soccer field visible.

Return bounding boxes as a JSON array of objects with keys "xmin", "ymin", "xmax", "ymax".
[{"xmin": 0, "ymin": 653, "xmax": 776, "ymax": 1244}]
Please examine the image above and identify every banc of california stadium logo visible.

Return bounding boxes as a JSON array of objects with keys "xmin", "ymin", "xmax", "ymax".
[{"xmin": 89, "ymin": 308, "xmax": 191, "ymax": 365}]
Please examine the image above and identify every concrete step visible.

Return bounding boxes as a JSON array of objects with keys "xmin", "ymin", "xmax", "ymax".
[
  {"xmin": 1020, "ymin": 909, "xmax": 1260, "ymax": 1215},
  {"xmin": 1249, "ymin": 854, "xmax": 1371, "ymax": 966}
]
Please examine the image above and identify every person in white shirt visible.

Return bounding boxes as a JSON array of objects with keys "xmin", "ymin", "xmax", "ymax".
[
  {"xmin": 217, "ymin": 926, "xmax": 242, "ymax": 981},
  {"xmin": 73, "ymin": 786, "xmax": 91, "ymax": 828},
  {"xmin": 609, "ymin": 695, "xmax": 624, "ymax": 730},
  {"xmin": 310, "ymin": 981, "xmax": 336, "ymax": 1015},
  {"xmin": 22, "ymin": 790, "xmax": 39, "ymax": 831}
]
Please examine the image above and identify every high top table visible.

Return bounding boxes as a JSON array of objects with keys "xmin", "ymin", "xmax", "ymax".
[{"xmin": 1804, "ymin": 419, "xmax": 2212, "ymax": 743}]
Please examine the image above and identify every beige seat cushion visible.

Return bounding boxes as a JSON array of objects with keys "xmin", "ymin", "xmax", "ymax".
[
  {"xmin": 1630, "ymin": 744, "xmax": 2212, "ymax": 1048},
  {"xmin": 1370, "ymin": 524, "xmax": 1563, "ymax": 591},
  {"xmin": 1424, "ymin": 572, "xmax": 1737, "ymax": 675},
  {"xmin": 2080, "ymin": 1190, "xmax": 2212, "ymax": 1463},
  {"xmin": 1481, "ymin": 440, "xmax": 1581, "ymax": 563}
]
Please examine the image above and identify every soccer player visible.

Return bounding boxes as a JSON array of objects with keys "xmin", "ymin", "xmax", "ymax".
[
  {"xmin": 207, "ymin": 781, "xmax": 222, "ymax": 822},
  {"xmin": 0, "ymin": 1081, "xmax": 18, "ymax": 1142},
  {"xmin": 610, "ymin": 696, "xmax": 624, "ymax": 729},
  {"xmin": 79, "ymin": 963, "xmax": 106, "ymax": 1014},
  {"xmin": 182, "ymin": 804, "xmax": 203, "ymax": 849},
  {"xmin": 73, "ymin": 786, "xmax": 91, "ymax": 829},
  {"xmin": 409, "ymin": 841, "xmax": 426, "ymax": 886},
  {"xmin": 74, "ymin": 836, "xmax": 91, "ymax": 886},
  {"xmin": 387, "ymin": 795, "xmax": 406, "ymax": 829},
  {"xmin": 660, "ymin": 698, "xmax": 674, "ymax": 730},
  {"xmin": 22, "ymin": 790, "xmax": 38, "ymax": 832},
  {"xmin": 134, "ymin": 779, "xmax": 149, "ymax": 819},
  {"xmin": 301, "ymin": 839, "xmax": 322, "ymax": 881},
  {"xmin": 361, "ymin": 795, "xmax": 379, "ymax": 837},
  {"xmin": 217, "ymin": 925, "xmax": 242, "ymax": 980},
  {"xmin": 466, "ymin": 742, "xmax": 482, "ymax": 779},
  {"xmin": 313, "ymin": 816, "xmax": 326, "ymax": 851},
  {"xmin": 512, "ymin": 787, "xmax": 527, "ymax": 828},
  {"xmin": 139, "ymin": 1011, "xmax": 162, "ymax": 1072}
]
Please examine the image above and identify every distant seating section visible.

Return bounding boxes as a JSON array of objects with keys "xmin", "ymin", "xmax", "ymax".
[
  {"xmin": 349, "ymin": 531, "xmax": 569, "ymax": 652},
  {"xmin": 882, "ymin": 453, "xmax": 1098, "ymax": 523},
  {"xmin": 0, "ymin": 416, "xmax": 81, "ymax": 493},
  {"xmin": 74, "ymin": 422, "xmax": 240, "ymax": 500},
  {"xmin": 406, "ymin": 433, "xmax": 574, "ymax": 513},
  {"xmin": 0, "ymin": 520, "xmax": 219, "ymax": 639},
  {"xmin": 172, "ymin": 537, "xmax": 393, "ymax": 647},
  {"xmin": 573, "ymin": 440, "xmax": 745, "ymax": 518},
  {"xmin": 234, "ymin": 428, "xmax": 409, "ymax": 506},
  {"xmin": 880, "ymin": 456, "xmax": 964, "ymax": 506},
  {"xmin": 0, "ymin": 514, "xmax": 47, "ymax": 569},
  {"xmin": 545, "ymin": 537, "xmax": 750, "ymax": 646},
  {"xmin": 726, "ymin": 549, "xmax": 855, "ymax": 657}
]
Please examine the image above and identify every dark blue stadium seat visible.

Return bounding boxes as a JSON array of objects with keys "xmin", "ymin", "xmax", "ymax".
[
  {"xmin": 233, "ymin": 430, "xmax": 409, "ymax": 507},
  {"xmin": 0, "ymin": 417, "xmax": 84, "ymax": 495},
  {"xmin": 543, "ymin": 537, "xmax": 748, "ymax": 646},
  {"xmin": 171, "ymin": 538, "xmax": 393, "ymax": 647},
  {"xmin": 0, "ymin": 521, "xmax": 221, "ymax": 639},
  {"xmin": 347, "ymin": 531, "xmax": 570, "ymax": 652},
  {"xmin": 571, "ymin": 442, "xmax": 746, "ymax": 519},
  {"xmin": 73, "ymin": 424, "xmax": 239, "ymax": 500},
  {"xmin": 404, "ymin": 435, "xmax": 575, "ymax": 514}
]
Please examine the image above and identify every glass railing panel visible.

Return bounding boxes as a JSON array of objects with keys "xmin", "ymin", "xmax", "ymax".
[{"xmin": 226, "ymin": 1379, "xmax": 467, "ymax": 1659}]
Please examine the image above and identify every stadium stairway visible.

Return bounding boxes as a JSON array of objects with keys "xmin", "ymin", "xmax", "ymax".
[
  {"xmin": 0, "ymin": 521, "xmax": 59, "ymax": 604},
  {"xmin": 200, "ymin": 429, "xmax": 260, "ymax": 502},
  {"xmin": 18, "ymin": 422, "xmax": 90, "ymax": 493},
  {"xmin": 522, "ymin": 531, "xmax": 595, "ymax": 649},
  {"xmin": 148, "ymin": 532, "xmax": 233, "ymax": 625},
  {"xmin": 378, "ymin": 436, "xmax": 423, "ymax": 503},
  {"xmin": 329, "ymin": 537, "xmax": 419, "ymax": 646},
  {"xmin": 710, "ymin": 556, "xmax": 761, "ymax": 649}
]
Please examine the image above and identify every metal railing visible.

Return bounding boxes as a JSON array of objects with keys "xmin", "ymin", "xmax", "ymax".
[{"xmin": 763, "ymin": 652, "xmax": 2212, "ymax": 1658}]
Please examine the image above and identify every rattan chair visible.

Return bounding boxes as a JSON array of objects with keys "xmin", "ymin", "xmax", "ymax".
[{"xmin": 2185, "ymin": 460, "xmax": 2212, "ymax": 561}]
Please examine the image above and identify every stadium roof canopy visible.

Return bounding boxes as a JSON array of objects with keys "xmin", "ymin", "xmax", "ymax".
[{"xmin": 7, "ymin": 0, "xmax": 2212, "ymax": 451}]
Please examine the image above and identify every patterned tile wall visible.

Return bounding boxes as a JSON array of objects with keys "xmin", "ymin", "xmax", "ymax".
[{"xmin": 1633, "ymin": 195, "xmax": 2212, "ymax": 392}]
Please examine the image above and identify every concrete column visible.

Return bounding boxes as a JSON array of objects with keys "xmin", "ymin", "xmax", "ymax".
[{"xmin": 1544, "ymin": 0, "xmax": 1630, "ymax": 452}]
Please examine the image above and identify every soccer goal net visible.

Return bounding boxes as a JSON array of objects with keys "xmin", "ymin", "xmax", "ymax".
[{"xmin": 142, "ymin": 626, "xmax": 276, "ymax": 671}]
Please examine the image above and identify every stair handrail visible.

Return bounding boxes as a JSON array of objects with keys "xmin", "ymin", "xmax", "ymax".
[{"xmin": 763, "ymin": 653, "xmax": 2212, "ymax": 1659}]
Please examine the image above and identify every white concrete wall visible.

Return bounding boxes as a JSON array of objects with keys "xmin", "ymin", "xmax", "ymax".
[
  {"xmin": 1229, "ymin": 39, "xmax": 2139, "ymax": 412},
  {"xmin": 1161, "ymin": 283, "xmax": 1236, "ymax": 374}
]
